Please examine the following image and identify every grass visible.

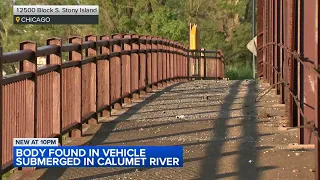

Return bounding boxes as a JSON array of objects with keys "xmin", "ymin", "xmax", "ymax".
[
  {"xmin": 225, "ymin": 63, "xmax": 254, "ymax": 80},
  {"xmin": 2, "ymin": 169, "xmax": 14, "ymax": 180}
]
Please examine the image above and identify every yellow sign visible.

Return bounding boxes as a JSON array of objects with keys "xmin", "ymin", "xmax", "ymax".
[
  {"xmin": 15, "ymin": 16, "xmax": 20, "ymax": 23},
  {"xmin": 190, "ymin": 24, "xmax": 197, "ymax": 50}
]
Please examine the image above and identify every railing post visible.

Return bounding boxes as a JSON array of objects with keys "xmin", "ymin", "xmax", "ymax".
[
  {"xmin": 215, "ymin": 51, "xmax": 218, "ymax": 78},
  {"xmin": 177, "ymin": 44, "xmax": 180, "ymax": 81},
  {"xmin": 179, "ymin": 44, "xmax": 182, "ymax": 80},
  {"xmin": 173, "ymin": 42, "xmax": 177, "ymax": 82},
  {"xmin": 204, "ymin": 50, "xmax": 207, "ymax": 79},
  {"xmin": 46, "ymin": 37, "xmax": 62, "ymax": 141},
  {"xmin": 169, "ymin": 41, "xmax": 174, "ymax": 83},
  {"xmin": 84, "ymin": 35, "xmax": 98, "ymax": 125},
  {"xmin": 183, "ymin": 46, "xmax": 187, "ymax": 81},
  {"xmin": 0, "ymin": 47, "xmax": 2, "ymax": 175},
  {"xmin": 20, "ymin": 41, "xmax": 37, "ymax": 171},
  {"xmin": 20, "ymin": 41, "xmax": 37, "ymax": 139},
  {"xmin": 200, "ymin": 48, "xmax": 205, "ymax": 79},
  {"xmin": 165, "ymin": 39, "xmax": 170, "ymax": 84},
  {"xmin": 68, "ymin": 36, "xmax": 82, "ymax": 138},
  {"xmin": 217, "ymin": 50, "xmax": 222, "ymax": 79},
  {"xmin": 181, "ymin": 44, "xmax": 184, "ymax": 80},
  {"xmin": 151, "ymin": 36, "xmax": 158, "ymax": 90},
  {"xmin": 220, "ymin": 50, "xmax": 225, "ymax": 78},
  {"xmin": 277, "ymin": 0, "xmax": 283, "ymax": 104},
  {"xmin": 146, "ymin": 36, "xmax": 152, "ymax": 93},
  {"xmin": 131, "ymin": 34, "xmax": 140, "ymax": 100},
  {"xmin": 187, "ymin": 48, "xmax": 190, "ymax": 80},
  {"xmin": 182, "ymin": 44, "xmax": 186, "ymax": 80},
  {"xmin": 177, "ymin": 43, "xmax": 181, "ymax": 81},
  {"xmin": 174, "ymin": 42, "xmax": 177, "ymax": 80},
  {"xmin": 162, "ymin": 38, "xmax": 167, "ymax": 86},
  {"xmin": 122, "ymin": 34, "xmax": 132, "ymax": 104},
  {"xmin": 180, "ymin": 44, "xmax": 184, "ymax": 80},
  {"xmin": 138, "ymin": 35, "xmax": 147, "ymax": 95},
  {"xmin": 262, "ymin": 0, "xmax": 267, "ymax": 82},
  {"xmin": 179, "ymin": 44, "xmax": 183, "ymax": 80},
  {"xmin": 111, "ymin": 34, "xmax": 122, "ymax": 110},
  {"xmin": 98, "ymin": 35, "xmax": 111, "ymax": 117},
  {"xmin": 316, "ymin": 30, "xmax": 320, "ymax": 180},
  {"xmin": 178, "ymin": 43, "xmax": 180, "ymax": 81},
  {"xmin": 157, "ymin": 37, "xmax": 163, "ymax": 87}
]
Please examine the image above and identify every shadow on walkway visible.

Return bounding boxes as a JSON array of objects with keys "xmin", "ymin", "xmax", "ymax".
[
  {"xmin": 36, "ymin": 83, "xmax": 183, "ymax": 179},
  {"xmin": 25, "ymin": 80, "xmax": 278, "ymax": 180},
  {"xmin": 237, "ymin": 80, "xmax": 261, "ymax": 179},
  {"xmin": 199, "ymin": 80, "xmax": 277, "ymax": 180}
]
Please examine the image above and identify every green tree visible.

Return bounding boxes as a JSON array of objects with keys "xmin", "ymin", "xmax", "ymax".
[{"xmin": 1, "ymin": 0, "xmax": 254, "ymax": 77}]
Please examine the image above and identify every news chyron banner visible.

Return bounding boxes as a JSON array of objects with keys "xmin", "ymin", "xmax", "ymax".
[
  {"xmin": 13, "ymin": 138, "xmax": 183, "ymax": 168},
  {"xmin": 13, "ymin": 5, "xmax": 99, "ymax": 24}
]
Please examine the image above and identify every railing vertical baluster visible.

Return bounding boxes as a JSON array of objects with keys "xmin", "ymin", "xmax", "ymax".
[
  {"xmin": 177, "ymin": 43, "xmax": 179, "ymax": 81},
  {"xmin": 0, "ymin": 47, "xmax": 2, "ymax": 175},
  {"xmin": 181, "ymin": 46, "xmax": 184, "ymax": 80},
  {"xmin": 181, "ymin": 44, "xmax": 184, "ymax": 80},
  {"xmin": 138, "ymin": 36, "xmax": 147, "ymax": 95},
  {"xmin": 317, "ymin": 35, "xmax": 320, "ymax": 180},
  {"xmin": 84, "ymin": 35, "xmax": 98, "ymax": 125},
  {"xmin": 157, "ymin": 37, "xmax": 163, "ymax": 87},
  {"xmin": 19, "ymin": 41, "xmax": 37, "ymax": 171},
  {"xmin": 99, "ymin": 35, "xmax": 111, "ymax": 117},
  {"xmin": 46, "ymin": 38, "xmax": 62, "ymax": 141},
  {"xmin": 315, "ymin": 0, "xmax": 320, "ymax": 178},
  {"xmin": 180, "ymin": 45, "xmax": 182, "ymax": 80},
  {"xmin": 162, "ymin": 38, "xmax": 167, "ymax": 86},
  {"xmin": 187, "ymin": 48, "xmax": 190, "ymax": 80},
  {"xmin": 178, "ymin": 44, "xmax": 180, "ymax": 80},
  {"xmin": 123, "ymin": 34, "xmax": 132, "ymax": 104},
  {"xmin": 200, "ymin": 48, "xmax": 204, "ymax": 79},
  {"xmin": 176, "ymin": 44, "xmax": 178, "ymax": 80},
  {"xmin": 146, "ymin": 36, "xmax": 152, "ymax": 92},
  {"xmin": 183, "ymin": 46, "xmax": 186, "ymax": 81},
  {"xmin": 170, "ymin": 41, "xmax": 174, "ymax": 82},
  {"xmin": 151, "ymin": 37, "xmax": 158, "ymax": 90},
  {"xmin": 219, "ymin": 50, "xmax": 225, "ymax": 79},
  {"xmin": 181, "ymin": 45, "xmax": 184, "ymax": 80},
  {"xmin": 215, "ymin": 51, "xmax": 218, "ymax": 79},
  {"xmin": 20, "ymin": 41, "xmax": 37, "ymax": 139},
  {"xmin": 218, "ymin": 50, "xmax": 220, "ymax": 79},
  {"xmin": 169, "ymin": 41, "xmax": 172, "ymax": 82},
  {"xmin": 172, "ymin": 42, "xmax": 176, "ymax": 81},
  {"xmin": 68, "ymin": 36, "xmax": 82, "ymax": 138},
  {"xmin": 166, "ymin": 39, "xmax": 170, "ymax": 84},
  {"xmin": 131, "ymin": 34, "xmax": 139, "ymax": 100},
  {"xmin": 180, "ymin": 44, "xmax": 183, "ymax": 80},
  {"xmin": 111, "ymin": 34, "xmax": 122, "ymax": 110},
  {"xmin": 158, "ymin": 38, "xmax": 162, "ymax": 83}
]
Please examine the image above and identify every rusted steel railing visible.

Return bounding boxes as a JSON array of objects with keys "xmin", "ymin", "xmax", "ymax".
[
  {"xmin": 187, "ymin": 49, "xmax": 225, "ymax": 79},
  {"xmin": 257, "ymin": 0, "xmax": 320, "ymax": 179},
  {"xmin": 0, "ymin": 34, "xmax": 224, "ymax": 175}
]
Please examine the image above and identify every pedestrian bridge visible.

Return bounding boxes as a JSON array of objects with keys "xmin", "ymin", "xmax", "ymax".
[
  {"xmin": 0, "ymin": 32, "xmax": 318, "ymax": 179},
  {"xmin": 6, "ymin": 78, "xmax": 315, "ymax": 179}
]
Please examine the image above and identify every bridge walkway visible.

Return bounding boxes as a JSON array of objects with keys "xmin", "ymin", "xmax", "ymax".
[{"xmin": 10, "ymin": 80, "xmax": 314, "ymax": 180}]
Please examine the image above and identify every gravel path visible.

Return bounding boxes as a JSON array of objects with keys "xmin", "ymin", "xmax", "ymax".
[{"xmin": 9, "ymin": 80, "xmax": 315, "ymax": 180}]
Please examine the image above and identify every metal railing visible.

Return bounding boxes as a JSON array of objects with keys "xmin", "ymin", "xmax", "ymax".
[
  {"xmin": 0, "ymin": 34, "xmax": 224, "ymax": 175},
  {"xmin": 257, "ymin": 0, "xmax": 320, "ymax": 179}
]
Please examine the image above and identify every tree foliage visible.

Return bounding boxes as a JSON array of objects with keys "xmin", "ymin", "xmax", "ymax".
[{"xmin": 0, "ymin": 0, "xmax": 253, "ymax": 74}]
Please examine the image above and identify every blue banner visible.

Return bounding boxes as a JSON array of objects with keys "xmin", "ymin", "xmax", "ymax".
[{"xmin": 13, "ymin": 146, "xmax": 183, "ymax": 168}]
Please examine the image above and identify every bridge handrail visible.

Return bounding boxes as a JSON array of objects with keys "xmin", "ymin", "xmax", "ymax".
[{"xmin": 0, "ymin": 34, "xmax": 224, "ymax": 175}]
